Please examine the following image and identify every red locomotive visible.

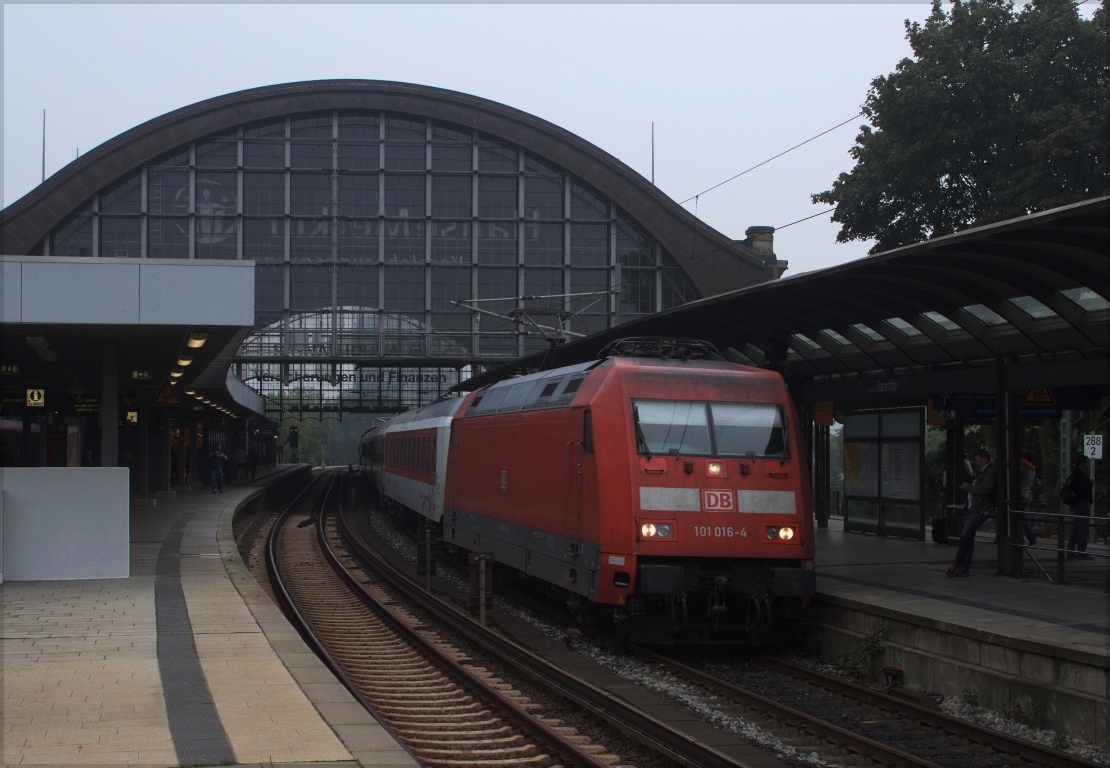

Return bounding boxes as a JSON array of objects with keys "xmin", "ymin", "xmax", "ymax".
[{"xmin": 361, "ymin": 338, "xmax": 815, "ymax": 644}]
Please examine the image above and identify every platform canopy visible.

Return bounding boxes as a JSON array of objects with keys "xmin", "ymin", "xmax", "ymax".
[{"xmin": 458, "ymin": 196, "xmax": 1110, "ymax": 406}]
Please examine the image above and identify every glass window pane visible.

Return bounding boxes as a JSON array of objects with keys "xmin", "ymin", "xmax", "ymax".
[
  {"xmin": 149, "ymin": 168, "xmax": 189, "ymax": 215},
  {"xmin": 338, "ymin": 173, "xmax": 378, "ymax": 217},
  {"xmin": 711, "ymin": 403, "xmax": 787, "ymax": 458},
  {"xmin": 478, "ymin": 177, "xmax": 517, "ymax": 218},
  {"xmin": 478, "ymin": 142, "xmax": 517, "ymax": 172},
  {"xmin": 569, "ymin": 223, "xmax": 608, "ymax": 266},
  {"xmin": 101, "ymin": 174, "xmax": 141, "ymax": 214},
  {"xmin": 382, "ymin": 265, "xmax": 425, "ymax": 313},
  {"xmin": 523, "ymin": 268, "xmax": 562, "ymax": 310},
  {"xmin": 244, "ymin": 120, "xmax": 285, "ymax": 168},
  {"xmin": 196, "ymin": 136, "xmax": 237, "ymax": 168},
  {"xmin": 244, "ymin": 172, "xmax": 285, "ymax": 215},
  {"xmin": 431, "ymin": 221, "xmax": 471, "ymax": 264},
  {"xmin": 196, "ymin": 173, "xmax": 238, "ymax": 211},
  {"xmin": 1009, "ymin": 295, "xmax": 1056, "ymax": 319},
  {"xmin": 432, "ymin": 144, "xmax": 471, "ymax": 172},
  {"xmin": 523, "ymin": 222, "xmax": 562, "ymax": 266},
  {"xmin": 290, "ymin": 219, "xmax": 332, "ymax": 262},
  {"xmin": 339, "ymin": 219, "xmax": 378, "ymax": 262},
  {"xmin": 385, "ymin": 143, "xmax": 425, "ymax": 171},
  {"xmin": 291, "ymin": 172, "xmax": 332, "ymax": 216},
  {"xmin": 617, "ymin": 222, "xmax": 653, "ymax": 267},
  {"xmin": 884, "ymin": 317, "xmax": 923, "ymax": 336},
  {"xmin": 661, "ymin": 257, "xmax": 698, "ymax": 308},
  {"xmin": 100, "ymin": 218, "xmax": 141, "ymax": 258},
  {"xmin": 244, "ymin": 219, "xmax": 285, "ymax": 262},
  {"xmin": 51, "ymin": 208, "xmax": 93, "ymax": 257},
  {"xmin": 148, "ymin": 218, "xmax": 189, "ymax": 259},
  {"xmin": 476, "ymin": 267, "xmax": 516, "ymax": 313},
  {"xmin": 851, "ymin": 323, "xmax": 884, "ymax": 341},
  {"xmin": 289, "ymin": 264, "xmax": 332, "ymax": 311},
  {"xmin": 291, "ymin": 140, "xmax": 333, "ymax": 170},
  {"xmin": 384, "ymin": 219, "xmax": 425, "ymax": 263},
  {"xmin": 338, "ymin": 142, "xmax": 378, "ymax": 171},
  {"xmin": 963, "ymin": 304, "xmax": 1007, "ymax": 326},
  {"xmin": 338, "ymin": 112, "xmax": 379, "ymax": 141},
  {"xmin": 431, "ymin": 266, "xmax": 472, "ymax": 312},
  {"xmin": 922, "ymin": 311, "xmax": 960, "ymax": 331},
  {"xmin": 337, "ymin": 265, "xmax": 379, "ymax": 309},
  {"xmin": 477, "ymin": 222, "xmax": 517, "ymax": 265},
  {"xmin": 1061, "ymin": 287, "xmax": 1110, "ymax": 311},
  {"xmin": 432, "ymin": 123, "xmax": 469, "ymax": 142},
  {"xmin": 196, "ymin": 216, "xmax": 238, "ymax": 260},
  {"xmin": 431, "ymin": 175, "xmax": 472, "ymax": 218},
  {"xmin": 256, "ymin": 263, "xmax": 285, "ymax": 312},
  {"xmin": 621, "ymin": 267, "xmax": 655, "ymax": 316},
  {"xmin": 633, "ymin": 400, "xmax": 711, "ymax": 456},
  {"xmin": 385, "ymin": 117, "xmax": 424, "ymax": 140},
  {"xmin": 291, "ymin": 114, "xmax": 332, "ymax": 138},
  {"xmin": 571, "ymin": 182, "xmax": 608, "ymax": 220},
  {"xmin": 384, "ymin": 175, "xmax": 425, "ymax": 217},
  {"xmin": 524, "ymin": 174, "xmax": 562, "ymax": 220}
]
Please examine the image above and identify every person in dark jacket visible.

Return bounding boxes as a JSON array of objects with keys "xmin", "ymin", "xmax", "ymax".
[
  {"xmin": 1065, "ymin": 454, "xmax": 1094, "ymax": 558},
  {"xmin": 947, "ymin": 449, "xmax": 998, "ymax": 577},
  {"xmin": 209, "ymin": 444, "xmax": 228, "ymax": 494}
]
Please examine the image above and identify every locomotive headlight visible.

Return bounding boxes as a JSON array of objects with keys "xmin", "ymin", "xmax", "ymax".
[
  {"xmin": 778, "ymin": 526, "xmax": 795, "ymax": 541},
  {"xmin": 640, "ymin": 522, "xmax": 675, "ymax": 539},
  {"xmin": 766, "ymin": 525, "xmax": 795, "ymax": 541},
  {"xmin": 706, "ymin": 460, "xmax": 725, "ymax": 477}
]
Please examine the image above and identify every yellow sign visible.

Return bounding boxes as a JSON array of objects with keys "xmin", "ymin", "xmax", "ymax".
[
  {"xmin": 1023, "ymin": 387, "xmax": 1055, "ymax": 405},
  {"xmin": 153, "ymin": 380, "xmax": 181, "ymax": 407},
  {"xmin": 26, "ymin": 388, "xmax": 45, "ymax": 407}
]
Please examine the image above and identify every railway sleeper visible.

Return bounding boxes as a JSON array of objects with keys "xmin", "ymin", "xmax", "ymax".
[{"xmin": 407, "ymin": 735, "xmax": 529, "ymax": 749}]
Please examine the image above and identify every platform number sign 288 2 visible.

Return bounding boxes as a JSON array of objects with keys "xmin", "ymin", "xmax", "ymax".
[{"xmin": 1083, "ymin": 434, "xmax": 1103, "ymax": 460}]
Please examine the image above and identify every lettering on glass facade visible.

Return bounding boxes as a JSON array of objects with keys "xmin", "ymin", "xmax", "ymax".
[{"xmin": 42, "ymin": 110, "xmax": 702, "ymax": 414}]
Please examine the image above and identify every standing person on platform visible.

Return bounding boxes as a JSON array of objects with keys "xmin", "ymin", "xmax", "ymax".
[
  {"xmin": 1065, "ymin": 454, "xmax": 1094, "ymax": 559},
  {"xmin": 1018, "ymin": 449, "xmax": 1038, "ymax": 547},
  {"xmin": 947, "ymin": 449, "xmax": 998, "ymax": 577},
  {"xmin": 209, "ymin": 444, "xmax": 228, "ymax": 494}
]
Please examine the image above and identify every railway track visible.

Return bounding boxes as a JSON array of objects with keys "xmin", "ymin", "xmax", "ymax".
[
  {"xmin": 243, "ymin": 472, "xmax": 1106, "ymax": 768},
  {"xmin": 632, "ymin": 647, "xmax": 1104, "ymax": 768},
  {"xmin": 266, "ymin": 472, "xmax": 619, "ymax": 768}
]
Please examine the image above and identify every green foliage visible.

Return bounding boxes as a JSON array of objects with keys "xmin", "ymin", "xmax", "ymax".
[
  {"xmin": 834, "ymin": 622, "xmax": 889, "ymax": 677},
  {"xmin": 813, "ymin": 0, "xmax": 1109, "ymax": 253}
]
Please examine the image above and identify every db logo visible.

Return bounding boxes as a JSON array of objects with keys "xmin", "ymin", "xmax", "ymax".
[{"xmin": 702, "ymin": 489, "xmax": 735, "ymax": 511}]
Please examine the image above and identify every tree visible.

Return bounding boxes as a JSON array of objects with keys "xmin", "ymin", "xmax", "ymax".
[{"xmin": 813, "ymin": 0, "xmax": 1109, "ymax": 253}]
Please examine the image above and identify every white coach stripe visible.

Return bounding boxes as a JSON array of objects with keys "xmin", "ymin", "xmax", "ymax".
[
  {"xmin": 738, "ymin": 489, "xmax": 796, "ymax": 514},
  {"xmin": 639, "ymin": 487, "xmax": 700, "ymax": 511}
]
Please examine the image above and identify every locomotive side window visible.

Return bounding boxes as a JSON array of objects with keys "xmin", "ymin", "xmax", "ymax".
[
  {"xmin": 710, "ymin": 403, "xmax": 788, "ymax": 458},
  {"xmin": 633, "ymin": 399, "xmax": 788, "ymax": 458},
  {"xmin": 582, "ymin": 408, "xmax": 594, "ymax": 454}
]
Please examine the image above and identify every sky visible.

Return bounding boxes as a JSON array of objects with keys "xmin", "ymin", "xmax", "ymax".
[{"xmin": 3, "ymin": 3, "xmax": 944, "ymax": 276}]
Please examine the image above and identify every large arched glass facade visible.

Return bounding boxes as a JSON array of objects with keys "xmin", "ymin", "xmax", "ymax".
[{"xmin": 36, "ymin": 109, "xmax": 704, "ymax": 415}]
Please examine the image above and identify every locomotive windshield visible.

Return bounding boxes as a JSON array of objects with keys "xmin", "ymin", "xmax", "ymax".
[{"xmin": 633, "ymin": 399, "xmax": 788, "ymax": 458}]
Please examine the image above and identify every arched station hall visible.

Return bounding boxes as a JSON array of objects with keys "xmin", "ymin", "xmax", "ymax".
[
  {"xmin": 1, "ymin": 79, "xmax": 1105, "ymax": 581},
  {"xmin": 1, "ymin": 80, "xmax": 779, "ymax": 568}
]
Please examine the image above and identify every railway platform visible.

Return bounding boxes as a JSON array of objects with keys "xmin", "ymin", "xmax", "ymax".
[
  {"xmin": 2, "ymin": 464, "xmax": 419, "ymax": 768},
  {"xmin": 810, "ymin": 519, "xmax": 1108, "ymax": 746},
  {"xmin": 4, "ymin": 474, "xmax": 1107, "ymax": 766}
]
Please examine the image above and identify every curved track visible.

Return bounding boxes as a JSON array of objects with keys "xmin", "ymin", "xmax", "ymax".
[{"xmin": 266, "ymin": 472, "xmax": 615, "ymax": 768}]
